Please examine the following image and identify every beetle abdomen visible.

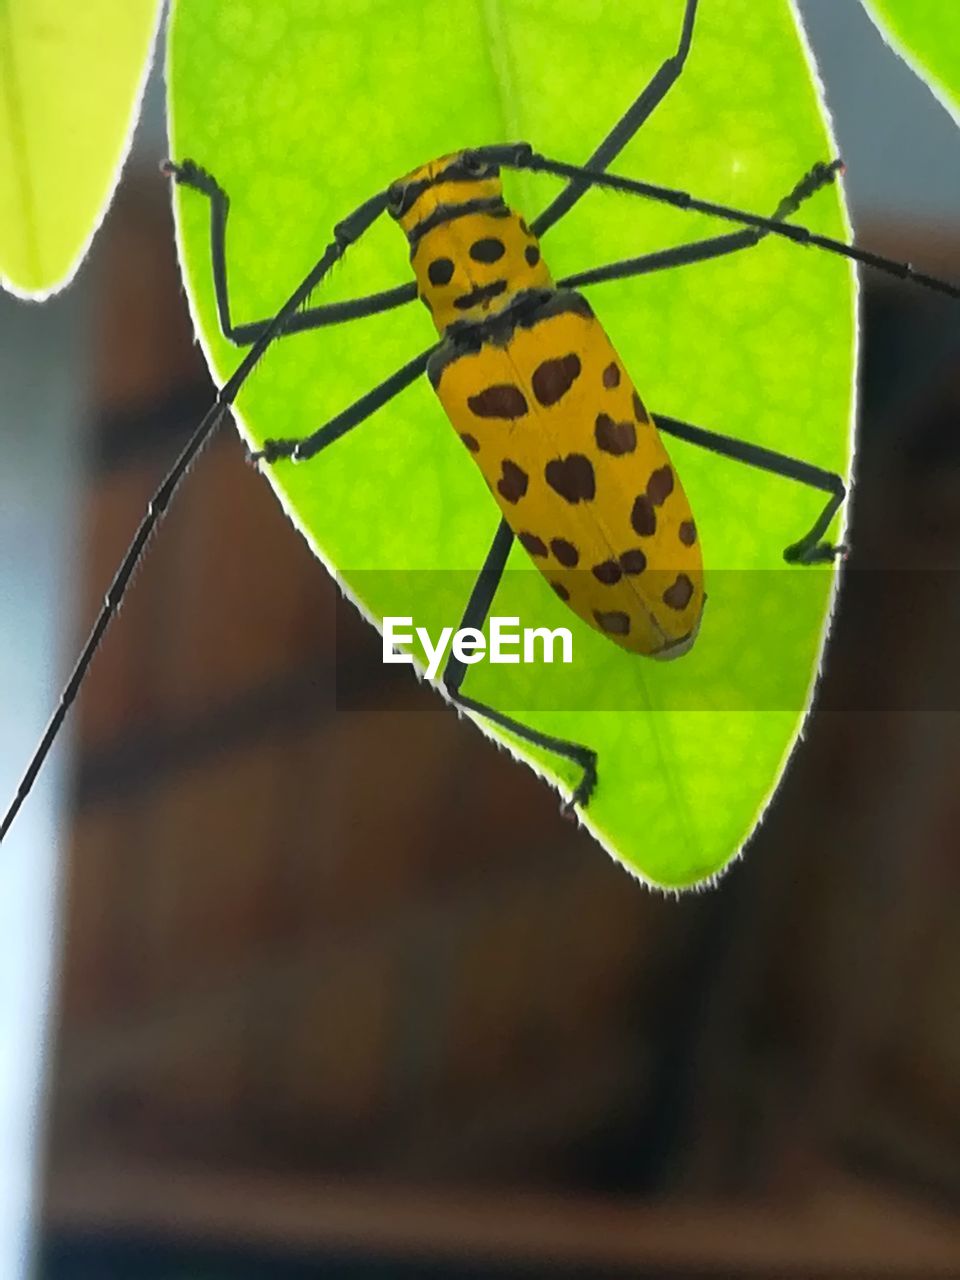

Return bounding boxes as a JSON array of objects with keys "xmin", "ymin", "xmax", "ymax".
[{"xmin": 429, "ymin": 291, "xmax": 704, "ymax": 657}]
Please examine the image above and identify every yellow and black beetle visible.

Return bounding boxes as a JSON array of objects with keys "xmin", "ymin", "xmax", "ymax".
[{"xmin": 4, "ymin": 0, "xmax": 959, "ymax": 840}]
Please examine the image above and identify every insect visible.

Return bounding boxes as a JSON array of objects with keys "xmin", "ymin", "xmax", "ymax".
[{"xmin": 3, "ymin": 0, "xmax": 959, "ymax": 843}]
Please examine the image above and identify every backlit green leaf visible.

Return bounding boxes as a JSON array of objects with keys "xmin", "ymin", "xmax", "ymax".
[
  {"xmin": 167, "ymin": 0, "xmax": 855, "ymax": 889},
  {"xmin": 859, "ymin": 1, "xmax": 960, "ymax": 125},
  {"xmin": 0, "ymin": 0, "xmax": 162, "ymax": 297}
]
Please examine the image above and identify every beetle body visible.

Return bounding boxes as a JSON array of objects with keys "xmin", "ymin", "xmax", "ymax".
[{"xmin": 389, "ymin": 151, "xmax": 704, "ymax": 658}]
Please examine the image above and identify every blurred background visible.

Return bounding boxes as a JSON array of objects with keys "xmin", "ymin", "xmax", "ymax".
[{"xmin": 2, "ymin": 1, "xmax": 959, "ymax": 1276}]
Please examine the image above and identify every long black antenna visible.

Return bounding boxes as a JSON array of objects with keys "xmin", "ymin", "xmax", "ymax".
[
  {"xmin": 1, "ymin": 403, "xmax": 228, "ymax": 842},
  {"xmin": 477, "ymin": 144, "xmax": 960, "ymax": 301},
  {"xmin": 0, "ymin": 183, "xmax": 388, "ymax": 844}
]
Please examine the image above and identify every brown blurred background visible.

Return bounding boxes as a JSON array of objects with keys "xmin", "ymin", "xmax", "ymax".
[{"xmin": 3, "ymin": 3, "xmax": 959, "ymax": 1277}]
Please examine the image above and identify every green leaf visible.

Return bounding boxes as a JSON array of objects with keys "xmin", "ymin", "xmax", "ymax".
[
  {"xmin": 859, "ymin": 1, "xmax": 960, "ymax": 125},
  {"xmin": 0, "ymin": 0, "xmax": 162, "ymax": 297},
  {"xmin": 167, "ymin": 0, "xmax": 855, "ymax": 889}
]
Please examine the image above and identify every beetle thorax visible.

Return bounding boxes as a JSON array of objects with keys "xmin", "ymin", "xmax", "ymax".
[{"xmin": 388, "ymin": 152, "xmax": 553, "ymax": 333}]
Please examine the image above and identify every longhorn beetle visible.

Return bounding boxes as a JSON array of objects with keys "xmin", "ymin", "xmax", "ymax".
[{"xmin": 3, "ymin": 0, "xmax": 959, "ymax": 843}]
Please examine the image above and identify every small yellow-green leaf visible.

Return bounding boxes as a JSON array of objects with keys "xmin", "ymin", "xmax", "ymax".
[
  {"xmin": 168, "ymin": 0, "xmax": 855, "ymax": 889},
  {"xmin": 0, "ymin": 0, "xmax": 162, "ymax": 297},
  {"xmin": 859, "ymin": 1, "xmax": 960, "ymax": 126}
]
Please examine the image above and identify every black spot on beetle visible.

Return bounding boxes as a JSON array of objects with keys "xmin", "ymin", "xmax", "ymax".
[
  {"xmin": 545, "ymin": 454, "xmax": 595, "ymax": 503},
  {"xmin": 497, "ymin": 459, "xmax": 529, "ymax": 503},
  {"xmin": 594, "ymin": 609, "xmax": 630, "ymax": 636},
  {"xmin": 595, "ymin": 413, "xmax": 636, "ymax": 456},
  {"xmin": 647, "ymin": 466, "xmax": 674, "ymax": 506},
  {"xmin": 663, "ymin": 573, "xmax": 694, "ymax": 610},
  {"xmin": 633, "ymin": 390, "xmax": 650, "ymax": 422},
  {"xmin": 550, "ymin": 538, "xmax": 579, "ymax": 567},
  {"xmin": 631, "ymin": 494, "xmax": 656, "ymax": 537},
  {"xmin": 620, "ymin": 548, "xmax": 647, "ymax": 575},
  {"xmin": 468, "ymin": 384, "xmax": 528, "ymax": 419},
  {"xmin": 470, "ymin": 237, "xmax": 506, "ymax": 263},
  {"xmin": 454, "ymin": 279, "xmax": 508, "ymax": 310},
  {"xmin": 428, "ymin": 257, "xmax": 454, "ymax": 286},
  {"xmin": 532, "ymin": 353, "xmax": 581, "ymax": 406},
  {"xmin": 592, "ymin": 559, "xmax": 622, "ymax": 585},
  {"xmin": 518, "ymin": 531, "xmax": 548, "ymax": 558}
]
